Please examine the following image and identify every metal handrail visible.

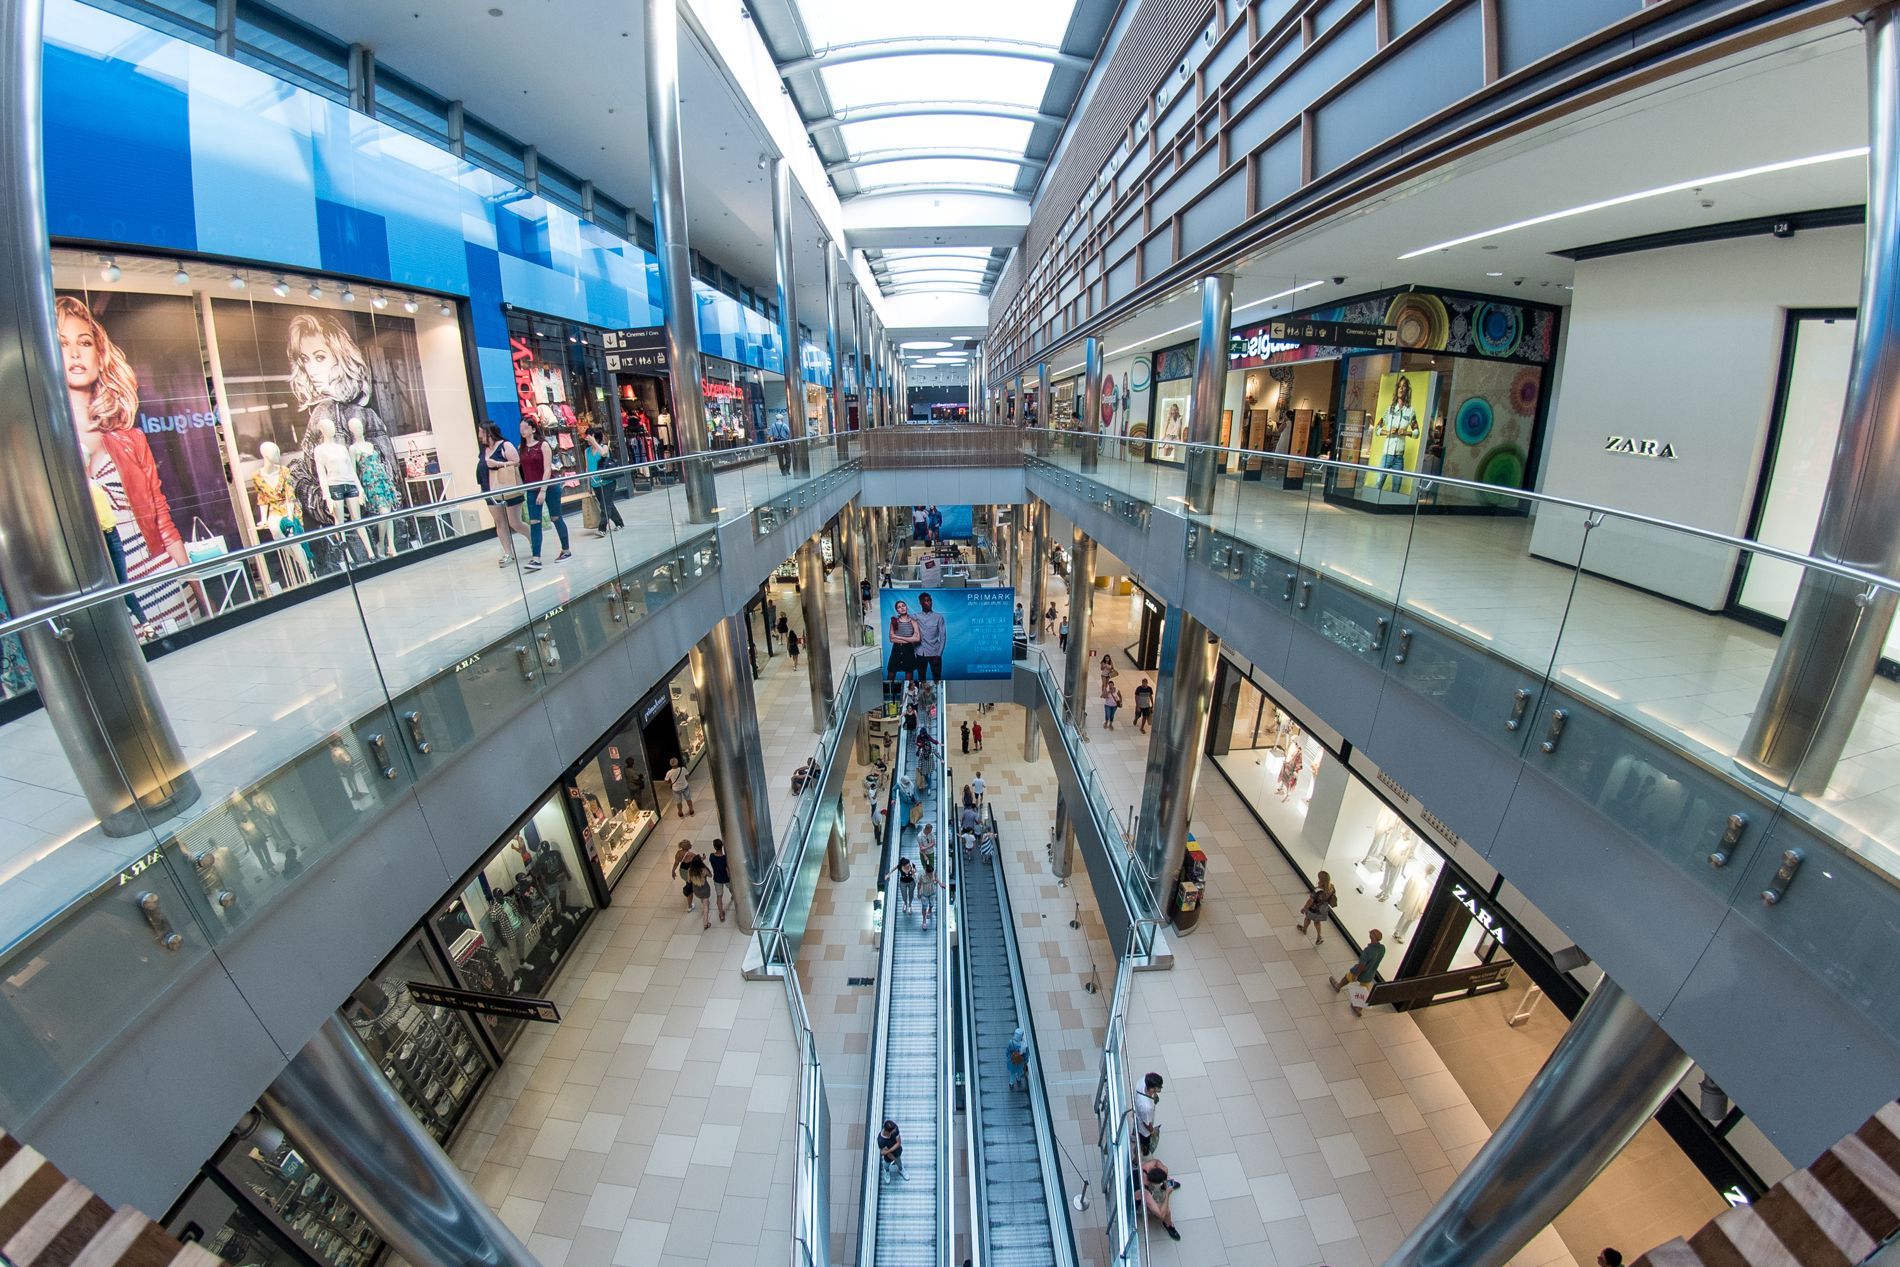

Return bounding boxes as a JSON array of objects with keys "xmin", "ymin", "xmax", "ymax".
[
  {"xmin": 1022, "ymin": 427, "xmax": 1900, "ymax": 597},
  {"xmin": 954, "ymin": 819, "xmax": 986, "ymax": 1267},
  {"xmin": 0, "ymin": 435, "xmax": 839, "ymax": 643},
  {"xmin": 933, "ymin": 695, "xmax": 955, "ymax": 1267}
]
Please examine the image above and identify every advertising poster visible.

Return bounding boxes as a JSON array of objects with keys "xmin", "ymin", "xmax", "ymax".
[
  {"xmin": 56, "ymin": 289, "xmax": 233, "ymax": 629},
  {"xmin": 881, "ymin": 587, "xmax": 1016, "ymax": 681},
  {"xmin": 1150, "ymin": 378, "xmax": 1192, "ymax": 463},
  {"xmin": 1366, "ymin": 370, "xmax": 1437, "ymax": 496},
  {"xmin": 212, "ymin": 299, "xmax": 426, "ymax": 533},
  {"xmin": 937, "ymin": 505, "xmax": 974, "ymax": 540}
]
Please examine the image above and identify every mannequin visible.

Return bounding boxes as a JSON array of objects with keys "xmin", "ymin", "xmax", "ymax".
[
  {"xmin": 1393, "ymin": 864, "xmax": 1437, "ymax": 943},
  {"xmin": 346, "ymin": 417, "xmax": 399, "ymax": 558},
  {"xmin": 313, "ymin": 418, "xmax": 372, "ymax": 558},
  {"xmin": 251, "ymin": 442, "xmax": 311, "ymax": 586},
  {"xmin": 1375, "ymin": 831, "xmax": 1418, "ymax": 902},
  {"xmin": 1358, "ymin": 809, "xmax": 1400, "ymax": 870}
]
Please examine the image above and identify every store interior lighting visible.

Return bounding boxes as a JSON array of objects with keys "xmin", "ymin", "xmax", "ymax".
[
  {"xmin": 403, "ymin": 296, "xmax": 420, "ymax": 314},
  {"xmin": 99, "ymin": 255, "xmax": 120, "ymax": 282},
  {"xmin": 307, "ymin": 282, "xmax": 323, "ymax": 300},
  {"xmin": 341, "ymin": 286, "xmax": 356, "ymax": 303},
  {"xmin": 1397, "ymin": 145, "xmax": 1869, "ymax": 259},
  {"xmin": 272, "ymin": 277, "xmax": 290, "ymax": 297},
  {"xmin": 172, "ymin": 262, "xmax": 189, "ymax": 286},
  {"xmin": 228, "ymin": 273, "xmax": 246, "ymax": 291},
  {"xmin": 372, "ymin": 292, "xmax": 388, "ymax": 309},
  {"xmin": 438, "ymin": 300, "xmax": 453, "ymax": 316}
]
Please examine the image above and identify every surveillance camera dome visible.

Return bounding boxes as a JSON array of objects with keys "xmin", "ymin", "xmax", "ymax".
[{"xmin": 1331, "ymin": 276, "xmax": 1347, "ymax": 285}]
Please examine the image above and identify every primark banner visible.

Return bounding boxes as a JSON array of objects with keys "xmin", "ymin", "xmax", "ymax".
[{"xmin": 879, "ymin": 587, "xmax": 1015, "ymax": 681}]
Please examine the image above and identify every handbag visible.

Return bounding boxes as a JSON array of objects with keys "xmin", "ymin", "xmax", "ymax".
[{"xmin": 185, "ymin": 516, "xmax": 229, "ymax": 563}]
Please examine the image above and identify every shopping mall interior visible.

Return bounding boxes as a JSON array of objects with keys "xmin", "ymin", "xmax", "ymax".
[{"xmin": 2, "ymin": 2, "xmax": 1900, "ymax": 1267}]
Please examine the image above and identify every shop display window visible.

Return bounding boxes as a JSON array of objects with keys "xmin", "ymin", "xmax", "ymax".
[
  {"xmin": 506, "ymin": 313, "xmax": 615, "ymax": 490},
  {"xmin": 30, "ymin": 249, "xmax": 481, "ymax": 683},
  {"xmin": 672, "ymin": 666, "xmax": 708, "ymax": 768},
  {"xmin": 431, "ymin": 794, "xmax": 596, "ymax": 1049},
  {"xmin": 572, "ymin": 719, "xmax": 662, "ymax": 890},
  {"xmin": 343, "ymin": 935, "xmax": 491, "ymax": 1142},
  {"xmin": 205, "ymin": 1107, "xmax": 383, "ymax": 1267},
  {"xmin": 168, "ymin": 1175, "xmax": 310, "ymax": 1267}
]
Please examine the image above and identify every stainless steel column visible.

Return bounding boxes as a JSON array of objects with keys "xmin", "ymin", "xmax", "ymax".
[
  {"xmin": 770, "ymin": 158, "xmax": 810, "ymax": 476},
  {"xmin": 691, "ymin": 613, "xmax": 775, "ymax": 931},
  {"xmin": 1740, "ymin": 10, "xmax": 1900, "ymax": 793},
  {"xmin": 1064, "ymin": 530, "xmax": 1096, "ymax": 733},
  {"xmin": 645, "ymin": 0, "xmax": 716, "ymax": 522},
  {"xmin": 0, "ymin": 0, "xmax": 197, "ymax": 835},
  {"xmin": 827, "ymin": 816, "xmax": 849, "ymax": 882},
  {"xmin": 1132, "ymin": 608, "xmax": 1219, "ymax": 914},
  {"xmin": 1389, "ymin": 980, "xmax": 1691, "ymax": 1267},
  {"xmin": 1082, "ymin": 337, "xmax": 1103, "ymax": 472},
  {"xmin": 260, "ymin": 1017, "xmax": 535, "ymax": 1267},
  {"xmin": 1184, "ymin": 274, "xmax": 1234, "ymax": 515},
  {"xmin": 1023, "ymin": 696, "xmax": 1041, "ymax": 761},
  {"xmin": 826, "ymin": 245, "xmax": 846, "ymax": 450},
  {"xmin": 798, "ymin": 535, "xmax": 834, "ymax": 732},
  {"xmin": 1027, "ymin": 500, "xmax": 1047, "ymax": 643},
  {"xmin": 1036, "ymin": 361, "xmax": 1051, "ymax": 452},
  {"xmin": 852, "ymin": 284, "xmax": 867, "ymax": 431}
]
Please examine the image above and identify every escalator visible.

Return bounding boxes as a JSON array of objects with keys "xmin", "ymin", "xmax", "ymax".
[
  {"xmin": 859, "ymin": 688, "xmax": 953, "ymax": 1267},
  {"xmin": 958, "ymin": 805, "xmax": 1078, "ymax": 1267}
]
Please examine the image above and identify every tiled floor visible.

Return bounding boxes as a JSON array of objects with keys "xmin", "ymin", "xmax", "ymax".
[
  {"xmin": 435, "ymin": 560, "xmax": 853, "ymax": 1267},
  {"xmin": 0, "ymin": 450, "xmax": 852, "ymax": 945},
  {"xmin": 1035, "ymin": 442, "xmax": 1900, "ymax": 877}
]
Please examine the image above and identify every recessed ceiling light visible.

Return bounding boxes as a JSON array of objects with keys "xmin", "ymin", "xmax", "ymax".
[
  {"xmin": 1486, "ymin": 272, "xmax": 1504, "ymax": 277},
  {"xmin": 902, "ymin": 340, "xmax": 953, "ymax": 350},
  {"xmin": 1399, "ymin": 147, "xmax": 1869, "ymax": 259}
]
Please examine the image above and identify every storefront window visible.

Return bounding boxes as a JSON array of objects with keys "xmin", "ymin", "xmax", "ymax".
[
  {"xmin": 168, "ymin": 1175, "xmax": 310, "ymax": 1266},
  {"xmin": 571, "ymin": 715, "xmax": 663, "ymax": 890},
  {"xmin": 203, "ymin": 1107, "xmax": 383, "ymax": 1267},
  {"xmin": 431, "ymin": 793, "xmax": 596, "ymax": 1049},
  {"xmin": 507, "ymin": 313, "xmax": 615, "ymax": 487},
  {"xmin": 343, "ymin": 935, "xmax": 492, "ymax": 1142},
  {"xmin": 671, "ymin": 663, "xmax": 707, "ymax": 769},
  {"xmin": 43, "ymin": 248, "xmax": 482, "ymax": 647},
  {"xmin": 1146, "ymin": 341, "xmax": 1195, "ymax": 463}
]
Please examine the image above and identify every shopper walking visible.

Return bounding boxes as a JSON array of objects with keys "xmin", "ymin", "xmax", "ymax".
[
  {"xmin": 919, "ymin": 857, "xmax": 939, "ymax": 928},
  {"xmin": 878, "ymin": 1120, "xmax": 906, "ymax": 1181},
  {"xmin": 670, "ymin": 842, "xmax": 697, "ymax": 911},
  {"xmin": 1005, "ymin": 1027, "xmax": 1030, "ymax": 1090},
  {"xmin": 1133, "ymin": 678, "xmax": 1155, "ymax": 733},
  {"xmin": 685, "ymin": 853, "xmax": 713, "ymax": 929},
  {"xmin": 1043, "ymin": 602, "xmax": 1057, "ymax": 636},
  {"xmin": 477, "ymin": 422, "xmax": 530, "ymax": 566},
  {"xmin": 585, "ymin": 428, "xmax": 625, "ymax": 534},
  {"xmin": 1058, "ymin": 615, "xmax": 1069, "ymax": 651},
  {"xmin": 972, "ymin": 721, "xmax": 983, "ymax": 751},
  {"xmin": 1330, "ymin": 930, "xmax": 1388, "ymax": 1016},
  {"xmin": 786, "ymin": 625, "xmax": 802, "ymax": 669},
  {"xmin": 1102, "ymin": 681, "xmax": 1122, "ymax": 729},
  {"xmin": 518, "ymin": 417, "xmax": 571, "ymax": 569},
  {"xmin": 1134, "ymin": 1072, "xmax": 1163, "ymax": 1157},
  {"xmin": 1296, "ymin": 870, "xmax": 1336, "ymax": 944},
  {"xmin": 897, "ymin": 856, "xmax": 918, "ymax": 913},
  {"xmin": 918, "ymin": 823, "xmax": 937, "ymax": 872},
  {"xmin": 960, "ymin": 720, "xmax": 971, "ymax": 754},
  {"xmin": 708, "ymin": 838, "xmax": 731, "ymax": 923},
  {"xmin": 768, "ymin": 413, "xmax": 792, "ymax": 472},
  {"xmin": 667, "ymin": 757, "xmax": 695, "ymax": 817}
]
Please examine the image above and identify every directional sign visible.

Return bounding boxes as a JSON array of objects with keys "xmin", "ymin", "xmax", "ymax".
[
  {"xmin": 407, "ymin": 982, "xmax": 562, "ymax": 1023},
  {"xmin": 604, "ymin": 326, "xmax": 669, "ymax": 374},
  {"xmin": 1265, "ymin": 319, "xmax": 1400, "ymax": 349}
]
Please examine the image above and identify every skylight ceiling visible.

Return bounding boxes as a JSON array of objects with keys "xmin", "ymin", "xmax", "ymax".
[{"xmin": 745, "ymin": 0, "xmax": 1115, "ymax": 300}]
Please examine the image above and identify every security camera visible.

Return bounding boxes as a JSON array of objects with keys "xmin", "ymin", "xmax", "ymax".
[
  {"xmin": 1331, "ymin": 276, "xmax": 1347, "ymax": 285},
  {"xmin": 1512, "ymin": 277, "xmax": 1525, "ymax": 287}
]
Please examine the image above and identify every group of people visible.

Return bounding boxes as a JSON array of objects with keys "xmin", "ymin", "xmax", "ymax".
[
  {"xmin": 909, "ymin": 504, "xmax": 945, "ymax": 543},
  {"xmin": 667, "ymin": 838, "xmax": 732, "ymax": 930},
  {"xmin": 1295, "ymin": 870, "xmax": 1389, "ymax": 1017},
  {"xmin": 1096, "ymin": 654, "xmax": 1155, "ymax": 732}
]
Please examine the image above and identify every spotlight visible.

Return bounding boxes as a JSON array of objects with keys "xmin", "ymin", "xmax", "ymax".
[
  {"xmin": 403, "ymin": 296, "xmax": 419, "ymax": 314},
  {"xmin": 272, "ymin": 277, "xmax": 290, "ymax": 297},
  {"xmin": 438, "ymin": 301, "xmax": 453, "ymax": 317},
  {"xmin": 308, "ymin": 282, "xmax": 323, "ymax": 300},
  {"xmin": 228, "ymin": 273, "xmax": 247, "ymax": 291},
  {"xmin": 172, "ymin": 263, "xmax": 190, "ymax": 286},
  {"xmin": 341, "ymin": 286, "xmax": 356, "ymax": 303},
  {"xmin": 372, "ymin": 292, "xmax": 388, "ymax": 309},
  {"xmin": 100, "ymin": 256, "xmax": 121, "ymax": 282}
]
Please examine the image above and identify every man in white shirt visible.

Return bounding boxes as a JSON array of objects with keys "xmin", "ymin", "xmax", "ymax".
[
  {"xmin": 1134, "ymin": 1072, "xmax": 1164, "ymax": 1156},
  {"xmin": 666, "ymin": 757, "xmax": 694, "ymax": 817},
  {"xmin": 970, "ymin": 773, "xmax": 986, "ymax": 806}
]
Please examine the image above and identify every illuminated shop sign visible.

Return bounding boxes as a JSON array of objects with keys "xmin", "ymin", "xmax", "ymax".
[
  {"xmin": 1604, "ymin": 435, "xmax": 1679, "ymax": 459},
  {"xmin": 1449, "ymin": 882, "xmax": 1507, "ymax": 946},
  {"xmin": 702, "ymin": 380, "xmax": 746, "ymax": 402}
]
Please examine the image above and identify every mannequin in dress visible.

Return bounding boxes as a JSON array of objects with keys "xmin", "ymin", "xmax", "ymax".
[
  {"xmin": 251, "ymin": 441, "xmax": 311, "ymax": 586},
  {"xmin": 346, "ymin": 417, "xmax": 398, "ymax": 558},
  {"xmin": 1375, "ymin": 831, "xmax": 1418, "ymax": 902},
  {"xmin": 1393, "ymin": 864, "xmax": 1436, "ymax": 943},
  {"xmin": 1358, "ymin": 809, "xmax": 1400, "ymax": 869},
  {"xmin": 312, "ymin": 418, "xmax": 372, "ymax": 558}
]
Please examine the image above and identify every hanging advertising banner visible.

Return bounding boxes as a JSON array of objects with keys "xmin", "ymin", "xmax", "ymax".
[
  {"xmin": 880, "ymin": 587, "xmax": 1015, "ymax": 681},
  {"xmin": 56, "ymin": 289, "xmax": 235, "ymax": 630}
]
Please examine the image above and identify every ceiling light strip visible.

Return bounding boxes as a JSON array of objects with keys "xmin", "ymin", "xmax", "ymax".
[{"xmin": 1397, "ymin": 147, "xmax": 1870, "ymax": 260}]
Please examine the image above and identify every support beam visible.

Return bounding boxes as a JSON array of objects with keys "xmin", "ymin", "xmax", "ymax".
[
  {"xmin": 645, "ymin": 0, "xmax": 716, "ymax": 521},
  {"xmin": 1082, "ymin": 337, "xmax": 1103, "ymax": 472},
  {"xmin": 691, "ymin": 614, "xmax": 775, "ymax": 930},
  {"xmin": 1184, "ymin": 274, "xmax": 1234, "ymax": 516},
  {"xmin": 771, "ymin": 158, "xmax": 810, "ymax": 476},
  {"xmin": 1133, "ymin": 609, "xmax": 1219, "ymax": 919},
  {"xmin": 798, "ymin": 536, "xmax": 834, "ymax": 732},
  {"xmin": 1064, "ymin": 531, "xmax": 1096, "ymax": 735}
]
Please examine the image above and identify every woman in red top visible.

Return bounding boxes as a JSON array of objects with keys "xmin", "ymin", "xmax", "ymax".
[
  {"xmin": 59, "ymin": 296, "xmax": 193, "ymax": 632},
  {"xmin": 518, "ymin": 417, "xmax": 571, "ymax": 571}
]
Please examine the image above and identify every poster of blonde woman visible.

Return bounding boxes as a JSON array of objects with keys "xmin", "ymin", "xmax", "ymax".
[
  {"xmin": 56, "ymin": 291, "xmax": 230, "ymax": 634},
  {"xmin": 1368, "ymin": 370, "xmax": 1437, "ymax": 497}
]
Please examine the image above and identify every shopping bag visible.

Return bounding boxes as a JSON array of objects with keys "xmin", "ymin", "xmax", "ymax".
[
  {"xmin": 1345, "ymin": 982, "xmax": 1371, "ymax": 1010},
  {"xmin": 185, "ymin": 516, "xmax": 229, "ymax": 562}
]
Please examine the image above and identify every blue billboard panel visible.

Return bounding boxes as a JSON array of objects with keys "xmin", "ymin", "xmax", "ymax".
[{"xmin": 880, "ymin": 587, "xmax": 1015, "ymax": 681}]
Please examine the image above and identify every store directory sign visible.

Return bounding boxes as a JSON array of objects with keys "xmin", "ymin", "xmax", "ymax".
[{"xmin": 879, "ymin": 587, "xmax": 1015, "ymax": 680}]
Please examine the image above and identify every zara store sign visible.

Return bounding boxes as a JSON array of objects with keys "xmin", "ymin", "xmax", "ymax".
[
  {"xmin": 1603, "ymin": 435, "xmax": 1679, "ymax": 459},
  {"xmin": 1448, "ymin": 883, "xmax": 1507, "ymax": 946}
]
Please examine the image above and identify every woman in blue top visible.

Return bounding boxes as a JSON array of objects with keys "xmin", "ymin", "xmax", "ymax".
[{"xmin": 585, "ymin": 428, "xmax": 626, "ymax": 534}]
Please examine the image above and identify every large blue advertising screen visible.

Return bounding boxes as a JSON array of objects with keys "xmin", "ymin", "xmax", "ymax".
[{"xmin": 880, "ymin": 587, "xmax": 1015, "ymax": 681}]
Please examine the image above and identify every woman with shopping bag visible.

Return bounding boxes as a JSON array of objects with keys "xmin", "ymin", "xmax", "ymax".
[{"xmin": 1330, "ymin": 930, "xmax": 1387, "ymax": 1017}]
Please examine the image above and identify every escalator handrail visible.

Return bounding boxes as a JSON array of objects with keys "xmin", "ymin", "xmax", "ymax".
[
  {"xmin": 954, "ymin": 794, "xmax": 988, "ymax": 1267},
  {"xmin": 932, "ymin": 697, "xmax": 956, "ymax": 1267}
]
